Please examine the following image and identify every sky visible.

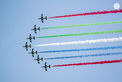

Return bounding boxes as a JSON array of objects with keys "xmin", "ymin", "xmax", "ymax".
[{"xmin": 0, "ymin": 0, "xmax": 122, "ymax": 82}]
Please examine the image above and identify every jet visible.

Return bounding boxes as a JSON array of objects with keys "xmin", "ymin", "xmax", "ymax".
[
  {"xmin": 42, "ymin": 62, "xmax": 51, "ymax": 71},
  {"xmin": 29, "ymin": 48, "xmax": 37, "ymax": 57},
  {"xmin": 22, "ymin": 42, "xmax": 31, "ymax": 51},
  {"xmin": 34, "ymin": 55, "xmax": 43, "ymax": 64},
  {"xmin": 26, "ymin": 34, "xmax": 35, "ymax": 43},
  {"xmin": 32, "ymin": 25, "xmax": 40, "ymax": 34},
  {"xmin": 38, "ymin": 14, "xmax": 47, "ymax": 23}
]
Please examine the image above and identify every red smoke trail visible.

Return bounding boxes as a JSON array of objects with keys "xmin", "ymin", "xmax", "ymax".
[
  {"xmin": 52, "ymin": 59, "xmax": 122, "ymax": 67},
  {"xmin": 49, "ymin": 9, "xmax": 122, "ymax": 19}
]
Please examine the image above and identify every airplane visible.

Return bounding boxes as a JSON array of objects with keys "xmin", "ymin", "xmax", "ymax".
[
  {"xmin": 32, "ymin": 25, "xmax": 40, "ymax": 34},
  {"xmin": 42, "ymin": 62, "xmax": 51, "ymax": 71},
  {"xmin": 26, "ymin": 34, "xmax": 35, "ymax": 43},
  {"xmin": 38, "ymin": 14, "xmax": 47, "ymax": 23},
  {"xmin": 34, "ymin": 55, "xmax": 43, "ymax": 64},
  {"xmin": 29, "ymin": 48, "xmax": 37, "ymax": 57},
  {"xmin": 22, "ymin": 42, "xmax": 31, "ymax": 51}
]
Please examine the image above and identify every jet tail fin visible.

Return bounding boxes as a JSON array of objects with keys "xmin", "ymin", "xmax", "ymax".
[
  {"xmin": 35, "ymin": 51, "xmax": 38, "ymax": 54},
  {"xmin": 48, "ymin": 65, "xmax": 51, "ymax": 68},
  {"xmin": 29, "ymin": 44, "xmax": 31, "ymax": 48},
  {"xmin": 45, "ymin": 16, "xmax": 47, "ymax": 20},
  {"xmin": 38, "ymin": 27, "xmax": 40, "ymax": 31},
  {"xmin": 41, "ymin": 57, "xmax": 43, "ymax": 61},
  {"xmin": 33, "ymin": 36, "xmax": 35, "ymax": 40}
]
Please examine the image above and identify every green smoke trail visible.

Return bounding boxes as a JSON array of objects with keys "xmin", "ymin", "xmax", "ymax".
[
  {"xmin": 36, "ymin": 29, "xmax": 122, "ymax": 38},
  {"xmin": 41, "ymin": 21, "xmax": 122, "ymax": 29}
]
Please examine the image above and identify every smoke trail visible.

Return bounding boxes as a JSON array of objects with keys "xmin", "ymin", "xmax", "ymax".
[
  {"xmin": 35, "ymin": 37, "xmax": 122, "ymax": 47},
  {"xmin": 52, "ymin": 59, "xmax": 122, "ymax": 67},
  {"xmin": 42, "ymin": 21, "xmax": 122, "ymax": 29},
  {"xmin": 39, "ymin": 46, "xmax": 122, "ymax": 53},
  {"xmin": 48, "ymin": 9, "xmax": 122, "ymax": 19},
  {"xmin": 45, "ymin": 52, "xmax": 122, "ymax": 60},
  {"xmin": 36, "ymin": 29, "xmax": 122, "ymax": 38}
]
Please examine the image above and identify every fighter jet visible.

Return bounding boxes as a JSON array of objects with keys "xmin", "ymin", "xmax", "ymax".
[
  {"xmin": 38, "ymin": 14, "xmax": 47, "ymax": 23},
  {"xmin": 29, "ymin": 48, "xmax": 37, "ymax": 57},
  {"xmin": 26, "ymin": 34, "xmax": 35, "ymax": 43},
  {"xmin": 32, "ymin": 25, "xmax": 40, "ymax": 34},
  {"xmin": 42, "ymin": 62, "xmax": 51, "ymax": 71},
  {"xmin": 34, "ymin": 55, "xmax": 43, "ymax": 64},
  {"xmin": 22, "ymin": 42, "xmax": 31, "ymax": 51}
]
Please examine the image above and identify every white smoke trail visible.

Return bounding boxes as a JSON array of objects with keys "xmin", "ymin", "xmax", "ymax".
[{"xmin": 35, "ymin": 37, "xmax": 122, "ymax": 47}]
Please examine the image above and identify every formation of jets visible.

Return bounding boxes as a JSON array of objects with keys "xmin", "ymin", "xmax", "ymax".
[{"xmin": 23, "ymin": 14, "xmax": 50, "ymax": 71}]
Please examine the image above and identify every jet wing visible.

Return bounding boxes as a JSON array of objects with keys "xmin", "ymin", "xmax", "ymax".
[
  {"xmin": 45, "ymin": 68, "xmax": 47, "ymax": 71},
  {"xmin": 30, "ymin": 39, "xmax": 32, "ymax": 43},
  {"xmin": 45, "ymin": 62, "xmax": 47, "ymax": 66},
  {"xmin": 29, "ymin": 34, "xmax": 31, "ymax": 38},
  {"xmin": 26, "ymin": 47, "xmax": 28, "ymax": 51},
  {"xmin": 38, "ymin": 61, "xmax": 40, "ymax": 64},
  {"xmin": 41, "ymin": 20, "xmax": 44, "ymax": 23},
  {"xmin": 34, "ymin": 30, "xmax": 36, "ymax": 34},
  {"xmin": 32, "ymin": 54, "xmax": 34, "ymax": 57},
  {"xmin": 34, "ymin": 25, "xmax": 36, "ymax": 28}
]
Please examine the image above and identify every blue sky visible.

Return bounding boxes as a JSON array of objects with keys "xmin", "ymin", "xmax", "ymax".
[{"xmin": 0, "ymin": 0, "xmax": 122, "ymax": 82}]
